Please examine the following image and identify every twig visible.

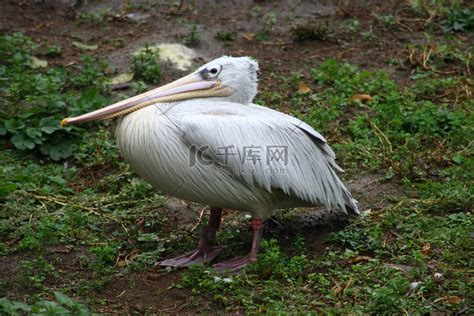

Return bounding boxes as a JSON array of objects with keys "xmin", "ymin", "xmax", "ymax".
[
  {"xmin": 371, "ymin": 122, "xmax": 393, "ymax": 153},
  {"xmin": 190, "ymin": 206, "xmax": 208, "ymax": 232},
  {"xmin": 422, "ymin": 45, "xmax": 434, "ymax": 70}
]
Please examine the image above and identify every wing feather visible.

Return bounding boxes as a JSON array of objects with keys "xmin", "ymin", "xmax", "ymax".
[{"xmin": 179, "ymin": 102, "xmax": 359, "ymax": 214}]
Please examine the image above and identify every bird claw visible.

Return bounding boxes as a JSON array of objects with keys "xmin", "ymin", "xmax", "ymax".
[
  {"xmin": 159, "ymin": 246, "xmax": 224, "ymax": 268},
  {"xmin": 213, "ymin": 255, "xmax": 256, "ymax": 273}
]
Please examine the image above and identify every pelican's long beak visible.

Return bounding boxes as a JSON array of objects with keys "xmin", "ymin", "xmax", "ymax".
[{"xmin": 61, "ymin": 73, "xmax": 233, "ymax": 126}]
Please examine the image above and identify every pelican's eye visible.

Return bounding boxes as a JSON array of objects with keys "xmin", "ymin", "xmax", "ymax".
[{"xmin": 200, "ymin": 64, "xmax": 222, "ymax": 79}]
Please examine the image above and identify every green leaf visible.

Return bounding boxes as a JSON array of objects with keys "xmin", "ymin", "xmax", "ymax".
[
  {"xmin": 0, "ymin": 297, "xmax": 31, "ymax": 313},
  {"xmin": 0, "ymin": 124, "xmax": 6, "ymax": 136},
  {"xmin": 4, "ymin": 119, "xmax": 25, "ymax": 133},
  {"xmin": 137, "ymin": 233, "xmax": 159, "ymax": 242},
  {"xmin": 39, "ymin": 117, "xmax": 60, "ymax": 134},
  {"xmin": 10, "ymin": 300, "xmax": 31, "ymax": 312},
  {"xmin": 11, "ymin": 133, "xmax": 35, "ymax": 150},
  {"xmin": 40, "ymin": 141, "xmax": 73, "ymax": 161},
  {"xmin": 0, "ymin": 181, "xmax": 17, "ymax": 197},
  {"xmin": 54, "ymin": 291, "xmax": 75, "ymax": 307},
  {"xmin": 47, "ymin": 176, "xmax": 66, "ymax": 185},
  {"xmin": 72, "ymin": 41, "xmax": 98, "ymax": 51},
  {"xmin": 33, "ymin": 300, "xmax": 69, "ymax": 314},
  {"xmin": 25, "ymin": 127, "xmax": 43, "ymax": 143},
  {"xmin": 29, "ymin": 56, "xmax": 48, "ymax": 69},
  {"xmin": 452, "ymin": 155, "xmax": 463, "ymax": 164}
]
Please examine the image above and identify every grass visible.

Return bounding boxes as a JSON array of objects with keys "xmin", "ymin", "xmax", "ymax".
[{"xmin": 1, "ymin": 9, "xmax": 473, "ymax": 313}]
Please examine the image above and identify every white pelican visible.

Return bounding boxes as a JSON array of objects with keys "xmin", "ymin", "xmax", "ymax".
[{"xmin": 62, "ymin": 56, "xmax": 359, "ymax": 272}]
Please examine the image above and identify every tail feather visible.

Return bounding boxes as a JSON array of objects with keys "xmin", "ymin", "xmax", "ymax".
[{"xmin": 343, "ymin": 188, "xmax": 359, "ymax": 215}]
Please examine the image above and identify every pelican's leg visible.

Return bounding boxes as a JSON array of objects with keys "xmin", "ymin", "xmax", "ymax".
[
  {"xmin": 159, "ymin": 207, "xmax": 224, "ymax": 268},
  {"xmin": 213, "ymin": 217, "xmax": 264, "ymax": 273}
]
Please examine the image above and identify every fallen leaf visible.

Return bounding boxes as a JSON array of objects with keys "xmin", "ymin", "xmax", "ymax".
[
  {"xmin": 116, "ymin": 290, "xmax": 127, "ymax": 298},
  {"xmin": 110, "ymin": 73, "xmax": 134, "ymax": 85},
  {"xmin": 383, "ymin": 263, "xmax": 414, "ymax": 273},
  {"xmin": 421, "ymin": 242, "xmax": 431, "ymax": 255},
  {"xmin": 35, "ymin": 21, "xmax": 54, "ymax": 30},
  {"xmin": 72, "ymin": 41, "xmax": 99, "ymax": 51},
  {"xmin": 29, "ymin": 56, "xmax": 48, "ymax": 69},
  {"xmin": 350, "ymin": 94, "xmax": 372, "ymax": 102},
  {"xmin": 48, "ymin": 245, "xmax": 71, "ymax": 253},
  {"xmin": 117, "ymin": 260, "xmax": 128, "ymax": 267},
  {"xmin": 442, "ymin": 295, "xmax": 462, "ymax": 304},
  {"xmin": 129, "ymin": 249, "xmax": 140, "ymax": 261},
  {"xmin": 298, "ymin": 82, "xmax": 311, "ymax": 94},
  {"xmin": 242, "ymin": 33, "xmax": 256, "ymax": 41},
  {"xmin": 348, "ymin": 255, "xmax": 375, "ymax": 264}
]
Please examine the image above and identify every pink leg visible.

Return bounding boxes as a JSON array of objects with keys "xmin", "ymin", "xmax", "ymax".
[
  {"xmin": 213, "ymin": 217, "xmax": 264, "ymax": 273},
  {"xmin": 160, "ymin": 208, "xmax": 224, "ymax": 267}
]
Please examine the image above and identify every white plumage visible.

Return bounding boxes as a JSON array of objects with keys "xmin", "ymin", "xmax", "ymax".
[
  {"xmin": 116, "ymin": 100, "xmax": 358, "ymax": 220},
  {"xmin": 63, "ymin": 56, "xmax": 359, "ymax": 270}
]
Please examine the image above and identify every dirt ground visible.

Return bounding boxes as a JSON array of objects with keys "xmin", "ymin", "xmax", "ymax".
[{"xmin": 1, "ymin": 0, "xmax": 458, "ymax": 313}]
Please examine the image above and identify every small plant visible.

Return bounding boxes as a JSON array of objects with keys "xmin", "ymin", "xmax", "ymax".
[
  {"xmin": 362, "ymin": 31, "xmax": 376, "ymax": 41},
  {"xmin": 0, "ymin": 291, "xmax": 89, "ymax": 314},
  {"xmin": 18, "ymin": 257, "xmax": 59, "ymax": 290},
  {"xmin": 76, "ymin": 9, "xmax": 111, "ymax": 25},
  {"xmin": 442, "ymin": 6, "xmax": 474, "ymax": 32},
  {"xmin": 0, "ymin": 33, "xmax": 109, "ymax": 161},
  {"xmin": 256, "ymin": 12, "xmax": 277, "ymax": 41},
  {"xmin": 45, "ymin": 44, "xmax": 62, "ymax": 57},
  {"xmin": 183, "ymin": 24, "xmax": 201, "ymax": 47},
  {"xmin": 215, "ymin": 30, "xmax": 236, "ymax": 43},
  {"xmin": 89, "ymin": 243, "xmax": 118, "ymax": 273},
  {"xmin": 131, "ymin": 44, "xmax": 162, "ymax": 84},
  {"xmin": 346, "ymin": 18, "xmax": 360, "ymax": 33},
  {"xmin": 250, "ymin": 5, "xmax": 262, "ymax": 17},
  {"xmin": 291, "ymin": 21, "xmax": 329, "ymax": 41},
  {"xmin": 376, "ymin": 14, "xmax": 397, "ymax": 28},
  {"xmin": 131, "ymin": 80, "xmax": 148, "ymax": 94}
]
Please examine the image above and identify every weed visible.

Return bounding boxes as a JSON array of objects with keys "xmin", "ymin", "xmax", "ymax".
[
  {"xmin": 0, "ymin": 291, "xmax": 88, "ymax": 314},
  {"xmin": 131, "ymin": 44, "xmax": 162, "ymax": 84},
  {"xmin": 183, "ymin": 24, "xmax": 201, "ymax": 47},
  {"xmin": 44, "ymin": 44, "xmax": 62, "ymax": 57},
  {"xmin": 249, "ymin": 239, "xmax": 308, "ymax": 284},
  {"xmin": 215, "ymin": 30, "xmax": 236, "ymax": 43},
  {"xmin": 131, "ymin": 80, "xmax": 148, "ymax": 94},
  {"xmin": 0, "ymin": 33, "xmax": 109, "ymax": 160},
  {"xmin": 303, "ymin": 59, "xmax": 472, "ymax": 182},
  {"xmin": 375, "ymin": 14, "xmax": 397, "ymax": 28},
  {"xmin": 90, "ymin": 243, "xmax": 118, "ymax": 273},
  {"xmin": 361, "ymin": 31, "xmax": 376, "ymax": 41},
  {"xmin": 442, "ymin": 6, "xmax": 474, "ymax": 32},
  {"xmin": 17, "ymin": 257, "xmax": 58, "ymax": 291},
  {"xmin": 256, "ymin": 12, "xmax": 277, "ymax": 41},
  {"xmin": 346, "ymin": 18, "xmax": 360, "ymax": 34},
  {"xmin": 250, "ymin": 5, "xmax": 262, "ymax": 17},
  {"xmin": 291, "ymin": 21, "xmax": 329, "ymax": 41},
  {"xmin": 76, "ymin": 9, "xmax": 111, "ymax": 25}
]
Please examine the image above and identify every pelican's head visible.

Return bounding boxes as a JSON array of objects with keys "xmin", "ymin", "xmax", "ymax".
[
  {"xmin": 61, "ymin": 56, "xmax": 259, "ymax": 126},
  {"xmin": 196, "ymin": 56, "xmax": 258, "ymax": 105}
]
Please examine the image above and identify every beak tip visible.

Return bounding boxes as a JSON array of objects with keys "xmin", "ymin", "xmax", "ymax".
[{"xmin": 60, "ymin": 118, "xmax": 70, "ymax": 127}]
